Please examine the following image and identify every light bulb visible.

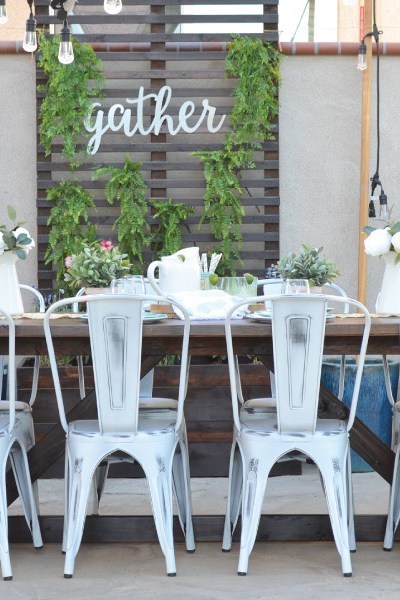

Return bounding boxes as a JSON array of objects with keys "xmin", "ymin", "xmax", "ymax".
[
  {"xmin": 357, "ymin": 41, "xmax": 367, "ymax": 71},
  {"xmin": 379, "ymin": 193, "xmax": 388, "ymax": 220},
  {"xmin": 104, "ymin": 0, "xmax": 122, "ymax": 15},
  {"xmin": 0, "ymin": 0, "xmax": 7, "ymax": 25},
  {"xmin": 23, "ymin": 13, "xmax": 37, "ymax": 53},
  {"xmin": 58, "ymin": 20, "xmax": 74, "ymax": 64}
]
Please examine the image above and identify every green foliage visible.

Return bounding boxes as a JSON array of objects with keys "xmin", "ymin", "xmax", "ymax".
[
  {"xmin": 196, "ymin": 35, "xmax": 281, "ymax": 272},
  {"xmin": 45, "ymin": 180, "xmax": 97, "ymax": 288},
  {"xmin": 151, "ymin": 199, "xmax": 194, "ymax": 257},
  {"xmin": 276, "ymin": 244, "xmax": 340, "ymax": 287},
  {"xmin": 64, "ymin": 240, "xmax": 130, "ymax": 290},
  {"xmin": 92, "ymin": 156, "xmax": 151, "ymax": 271},
  {"xmin": 37, "ymin": 33, "xmax": 105, "ymax": 167},
  {"xmin": 0, "ymin": 206, "xmax": 35, "ymax": 260},
  {"xmin": 225, "ymin": 34, "xmax": 280, "ymax": 148}
]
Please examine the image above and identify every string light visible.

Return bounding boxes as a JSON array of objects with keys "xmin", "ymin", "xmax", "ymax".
[{"xmin": 23, "ymin": 0, "xmax": 37, "ymax": 53}]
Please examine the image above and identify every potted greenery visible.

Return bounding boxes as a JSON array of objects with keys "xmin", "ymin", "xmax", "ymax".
[
  {"xmin": 64, "ymin": 239, "xmax": 130, "ymax": 292},
  {"xmin": 276, "ymin": 243, "xmax": 340, "ymax": 289}
]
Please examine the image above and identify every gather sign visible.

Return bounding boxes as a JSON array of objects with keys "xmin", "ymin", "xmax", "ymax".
[{"xmin": 85, "ymin": 85, "xmax": 227, "ymax": 155}]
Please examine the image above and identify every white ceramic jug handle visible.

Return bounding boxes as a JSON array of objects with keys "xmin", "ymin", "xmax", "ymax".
[{"xmin": 147, "ymin": 261, "xmax": 163, "ymax": 296}]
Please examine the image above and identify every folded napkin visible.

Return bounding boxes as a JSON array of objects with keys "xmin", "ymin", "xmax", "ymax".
[{"xmin": 170, "ymin": 290, "xmax": 248, "ymax": 320}]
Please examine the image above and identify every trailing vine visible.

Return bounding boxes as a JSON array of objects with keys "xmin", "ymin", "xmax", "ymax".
[
  {"xmin": 92, "ymin": 156, "xmax": 151, "ymax": 271},
  {"xmin": 151, "ymin": 199, "xmax": 194, "ymax": 257},
  {"xmin": 37, "ymin": 33, "xmax": 105, "ymax": 167},
  {"xmin": 45, "ymin": 180, "xmax": 97, "ymax": 289},
  {"xmin": 196, "ymin": 35, "xmax": 281, "ymax": 273}
]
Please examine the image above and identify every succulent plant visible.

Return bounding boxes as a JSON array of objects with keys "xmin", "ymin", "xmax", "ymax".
[{"xmin": 276, "ymin": 244, "xmax": 339, "ymax": 287}]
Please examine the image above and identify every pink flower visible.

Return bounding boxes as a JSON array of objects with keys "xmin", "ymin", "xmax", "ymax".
[
  {"xmin": 65, "ymin": 256, "xmax": 73, "ymax": 268},
  {"xmin": 100, "ymin": 239, "xmax": 114, "ymax": 251}
]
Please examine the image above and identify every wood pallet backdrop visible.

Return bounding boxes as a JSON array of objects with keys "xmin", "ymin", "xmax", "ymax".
[{"xmin": 34, "ymin": 0, "xmax": 280, "ymax": 293}]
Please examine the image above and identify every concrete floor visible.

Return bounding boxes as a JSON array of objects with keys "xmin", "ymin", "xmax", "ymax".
[{"xmin": 5, "ymin": 467, "xmax": 400, "ymax": 598}]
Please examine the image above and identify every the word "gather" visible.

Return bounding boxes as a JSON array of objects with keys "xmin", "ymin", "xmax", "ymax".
[{"xmin": 85, "ymin": 85, "xmax": 227, "ymax": 155}]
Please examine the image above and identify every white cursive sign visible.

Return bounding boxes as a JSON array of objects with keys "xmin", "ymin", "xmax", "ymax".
[{"xmin": 85, "ymin": 85, "xmax": 227, "ymax": 155}]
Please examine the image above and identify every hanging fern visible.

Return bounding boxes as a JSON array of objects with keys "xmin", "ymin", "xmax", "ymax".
[
  {"xmin": 151, "ymin": 199, "xmax": 194, "ymax": 257},
  {"xmin": 37, "ymin": 33, "xmax": 105, "ymax": 167},
  {"xmin": 196, "ymin": 35, "xmax": 281, "ymax": 273},
  {"xmin": 45, "ymin": 180, "xmax": 97, "ymax": 288},
  {"xmin": 92, "ymin": 156, "xmax": 151, "ymax": 271}
]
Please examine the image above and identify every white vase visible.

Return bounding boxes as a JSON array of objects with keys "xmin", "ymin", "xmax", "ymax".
[
  {"xmin": 376, "ymin": 252, "xmax": 400, "ymax": 314},
  {"xmin": 0, "ymin": 252, "xmax": 24, "ymax": 315}
]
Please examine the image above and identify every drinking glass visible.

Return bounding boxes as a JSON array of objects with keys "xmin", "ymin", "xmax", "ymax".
[
  {"xmin": 110, "ymin": 278, "xmax": 126, "ymax": 294},
  {"xmin": 124, "ymin": 275, "xmax": 146, "ymax": 295},
  {"xmin": 284, "ymin": 279, "xmax": 310, "ymax": 294}
]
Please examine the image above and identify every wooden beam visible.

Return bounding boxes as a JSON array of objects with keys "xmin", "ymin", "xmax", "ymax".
[{"xmin": 358, "ymin": 0, "xmax": 373, "ymax": 306}]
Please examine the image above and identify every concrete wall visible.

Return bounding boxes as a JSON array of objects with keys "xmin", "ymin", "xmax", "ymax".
[
  {"xmin": 1, "ymin": 51, "xmax": 400, "ymax": 309},
  {"xmin": 0, "ymin": 55, "xmax": 37, "ymax": 287},
  {"xmin": 280, "ymin": 54, "xmax": 400, "ymax": 310}
]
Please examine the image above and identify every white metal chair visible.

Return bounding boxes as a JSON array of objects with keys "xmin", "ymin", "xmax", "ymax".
[
  {"xmin": 71, "ymin": 287, "xmax": 161, "ymax": 514},
  {"xmin": 222, "ymin": 293, "xmax": 370, "ymax": 577},
  {"xmin": 44, "ymin": 293, "xmax": 194, "ymax": 577},
  {"xmin": 0, "ymin": 305, "xmax": 43, "ymax": 580},
  {"xmin": 0, "ymin": 284, "xmax": 45, "ymax": 406}
]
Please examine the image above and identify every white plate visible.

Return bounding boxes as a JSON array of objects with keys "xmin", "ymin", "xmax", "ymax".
[
  {"xmin": 246, "ymin": 310, "xmax": 336, "ymax": 322},
  {"xmin": 143, "ymin": 313, "xmax": 169, "ymax": 323}
]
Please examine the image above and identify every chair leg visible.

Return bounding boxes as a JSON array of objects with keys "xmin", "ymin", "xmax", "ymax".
[
  {"xmin": 172, "ymin": 435, "xmax": 195, "ymax": 552},
  {"xmin": 384, "ymin": 447, "xmax": 400, "ymax": 550},
  {"xmin": 63, "ymin": 453, "xmax": 96, "ymax": 577},
  {"xmin": 90, "ymin": 461, "xmax": 110, "ymax": 515},
  {"xmin": 237, "ymin": 454, "xmax": 272, "ymax": 576},
  {"xmin": 0, "ymin": 464, "xmax": 12, "ymax": 580},
  {"xmin": 222, "ymin": 442, "xmax": 243, "ymax": 552},
  {"xmin": 145, "ymin": 455, "xmax": 176, "ymax": 576},
  {"xmin": 9, "ymin": 446, "xmax": 42, "ymax": 549},
  {"xmin": 317, "ymin": 451, "xmax": 352, "ymax": 576},
  {"xmin": 346, "ymin": 449, "xmax": 356, "ymax": 552}
]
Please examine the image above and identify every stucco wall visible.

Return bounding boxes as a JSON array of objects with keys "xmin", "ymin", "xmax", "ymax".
[
  {"xmin": 0, "ymin": 55, "xmax": 37, "ymax": 287},
  {"xmin": 1, "ymin": 52, "xmax": 400, "ymax": 309},
  {"xmin": 280, "ymin": 54, "xmax": 400, "ymax": 310}
]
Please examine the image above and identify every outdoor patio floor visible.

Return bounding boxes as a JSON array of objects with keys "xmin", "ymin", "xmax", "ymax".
[{"xmin": 6, "ymin": 465, "xmax": 400, "ymax": 599}]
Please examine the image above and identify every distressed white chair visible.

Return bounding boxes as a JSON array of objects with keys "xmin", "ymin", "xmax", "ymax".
[
  {"xmin": 71, "ymin": 287, "xmax": 160, "ymax": 514},
  {"xmin": 0, "ymin": 305, "xmax": 43, "ymax": 580},
  {"xmin": 222, "ymin": 293, "xmax": 370, "ymax": 577},
  {"xmin": 44, "ymin": 293, "xmax": 194, "ymax": 577}
]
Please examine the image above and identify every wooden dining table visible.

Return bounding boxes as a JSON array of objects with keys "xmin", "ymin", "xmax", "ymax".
[{"xmin": 4, "ymin": 314, "xmax": 400, "ymax": 544}]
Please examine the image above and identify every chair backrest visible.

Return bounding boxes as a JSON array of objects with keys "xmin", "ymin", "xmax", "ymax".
[
  {"xmin": 0, "ymin": 305, "xmax": 16, "ymax": 432},
  {"xmin": 322, "ymin": 282, "xmax": 349, "ymax": 314},
  {"xmin": 271, "ymin": 295, "xmax": 328, "ymax": 433},
  {"xmin": 19, "ymin": 284, "xmax": 45, "ymax": 313},
  {"xmin": 225, "ymin": 293, "xmax": 370, "ymax": 434},
  {"xmin": 44, "ymin": 293, "xmax": 191, "ymax": 435}
]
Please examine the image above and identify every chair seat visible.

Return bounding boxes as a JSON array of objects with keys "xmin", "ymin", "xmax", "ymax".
[
  {"xmin": 0, "ymin": 400, "xmax": 32, "ymax": 412},
  {"xmin": 68, "ymin": 410, "xmax": 177, "ymax": 439},
  {"xmin": 240, "ymin": 411, "xmax": 347, "ymax": 437},
  {"xmin": 139, "ymin": 397, "xmax": 178, "ymax": 409},
  {"xmin": 0, "ymin": 414, "xmax": 34, "ymax": 448}
]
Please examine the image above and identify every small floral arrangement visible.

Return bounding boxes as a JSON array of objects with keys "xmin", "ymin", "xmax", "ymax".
[
  {"xmin": 276, "ymin": 243, "xmax": 339, "ymax": 287},
  {"xmin": 363, "ymin": 221, "xmax": 400, "ymax": 262},
  {"xmin": 0, "ymin": 206, "xmax": 35, "ymax": 260},
  {"xmin": 64, "ymin": 239, "xmax": 131, "ymax": 289}
]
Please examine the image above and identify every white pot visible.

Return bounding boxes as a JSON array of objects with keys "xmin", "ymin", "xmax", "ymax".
[
  {"xmin": 0, "ymin": 252, "xmax": 24, "ymax": 315},
  {"xmin": 376, "ymin": 252, "xmax": 400, "ymax": 314}
]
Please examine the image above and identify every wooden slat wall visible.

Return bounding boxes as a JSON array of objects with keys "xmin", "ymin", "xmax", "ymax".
[{"xmin": 35, "ymin": 0, "xmax": 279, "ymax": 293}]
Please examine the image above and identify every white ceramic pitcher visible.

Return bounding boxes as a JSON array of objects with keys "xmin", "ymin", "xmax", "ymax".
[{"xmin": 147, "ymin": 247, "xmax": 201, "ymax": 296}]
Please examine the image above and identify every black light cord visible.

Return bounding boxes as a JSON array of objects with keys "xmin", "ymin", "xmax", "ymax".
[{"xmin": 367, "ymin": 0, "xmax": 386, "ymax": 217}]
